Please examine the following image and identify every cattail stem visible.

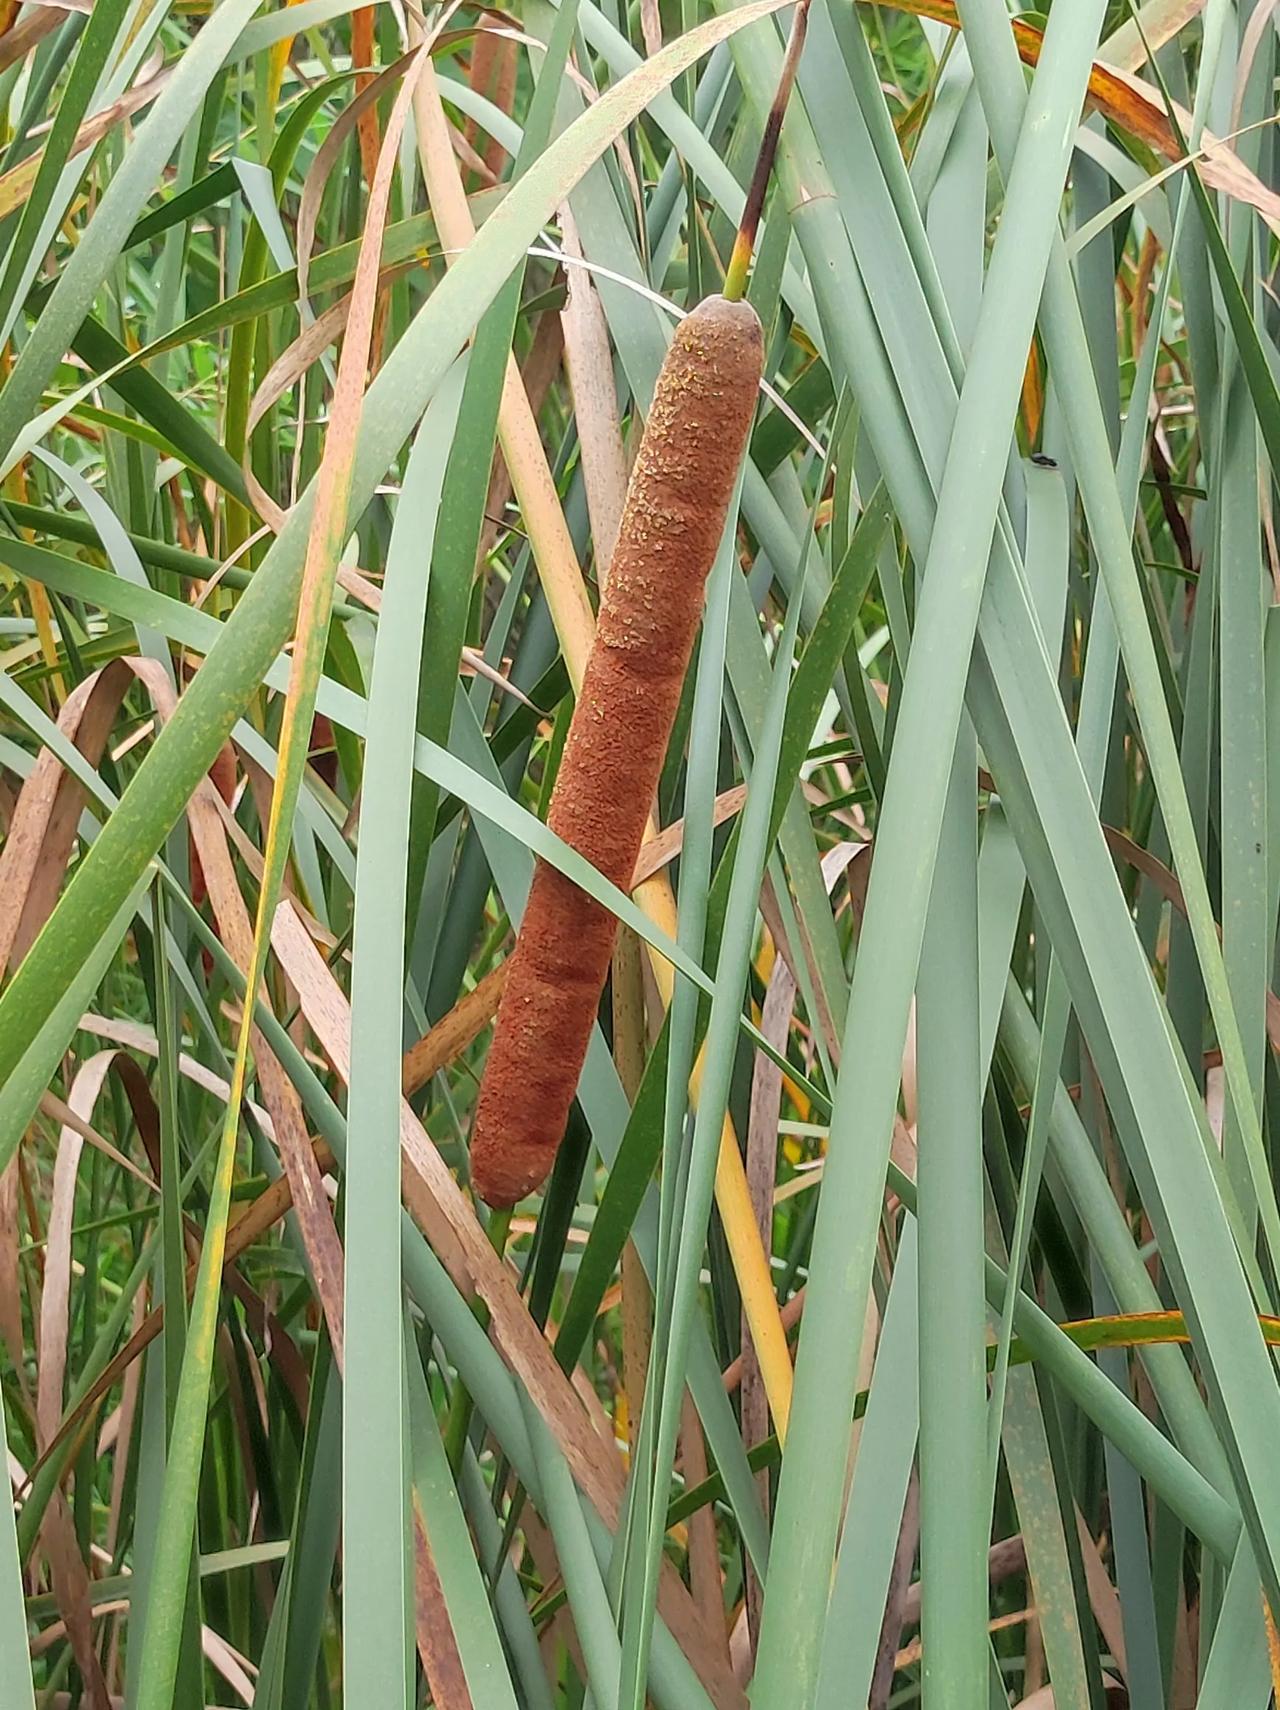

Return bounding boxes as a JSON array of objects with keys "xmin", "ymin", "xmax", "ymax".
[{"xmin": 722, "ymin": 0, "xmax": 813, "ymax": 302}]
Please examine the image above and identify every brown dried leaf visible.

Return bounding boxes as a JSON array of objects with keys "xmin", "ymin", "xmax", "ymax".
[
  {"xmin": 296, "ymin": 51, "xmax": 417, "ymax": 305},
  {"xmin": 0, "ymin": 1155, "xmax": 29, "ymax": 1411},
  {"xmin": 0, "ymin": 61, "xmax": 170, "ymax": 215},
  {"xmin": 1074, "ymin": 1510, "xmax": 1127, "ymax": 1678},
  {"xmin": 679, "ymin": 1392, "xmax": 728, "ymax": 1666},
  {"xmin": 632, "ymin": 787, "xmax": 747, "ymax": 886},
  {"xmin": 640, "ymin": 0, "xmax": 662, "ymax": 55},
  {"xmin": 1099, "ymin": 0, "xmax": 1206, "ymax": 75},
  {"xmin": 412, "ymin": 1499, "xmax": 474, "ymax": 1710},
  {"xmin": 1102, "ymin": 824, "xmax": 1280, "ymax": 1054},
  {"xmin": 37, "ymin": 1092, "xmax": 156, "ymax": 1192},
  {"xmin": 39, "ymin": 1488, "xmax": 111, "ymax": 1709},
  {"xmin": 0, "ymin": 659, "xmax": 144, "ymax": 976},
  {"xmin": 37, "ymin": 1054, "xmax": 114, "ymax": 1447},
  {"xmin": 402, "ymin": 964, "xmax": 509, "ymax": 1096},
  {"xmin": 464, "ymin": 22, "xmax": 516, "ymax": 176},
  {"xmin": 882, "ymin": 0, "xmax": 1280, "ymax": 234},
  {"xmin": 559, "ymin": 208, "xmax": 629, "ymax": 575}
]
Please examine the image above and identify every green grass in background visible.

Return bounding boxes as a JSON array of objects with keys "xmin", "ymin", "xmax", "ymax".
[{"xmin": 0, "ymin": 0, "xmax": 1278, "ymax": 1706}]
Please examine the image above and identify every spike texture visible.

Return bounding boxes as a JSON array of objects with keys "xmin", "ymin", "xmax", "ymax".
[{"xmin": 470, "ymin": 294, "xmax": 764, "ymax": 1207}]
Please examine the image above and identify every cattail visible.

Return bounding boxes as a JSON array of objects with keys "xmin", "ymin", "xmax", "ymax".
[{"xmin": 471, "ymin": 294, "xmax": 764, "ymax": 1207}]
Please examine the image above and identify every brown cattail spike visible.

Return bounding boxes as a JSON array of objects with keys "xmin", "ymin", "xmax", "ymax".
[{"xmin": 470, "ymin": 294, "xmax": 765, "ymax": 1208}]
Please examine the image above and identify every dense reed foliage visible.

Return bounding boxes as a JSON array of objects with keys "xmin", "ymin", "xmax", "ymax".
[{"xmin": 0, "ymin": 0, "xmax": 1278, "ymax": 1705}]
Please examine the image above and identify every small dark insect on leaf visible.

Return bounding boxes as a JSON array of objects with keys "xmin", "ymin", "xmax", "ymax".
[{"xmin": 1030, "ymin": 452, "xmax": 1058, "ymax": 469}]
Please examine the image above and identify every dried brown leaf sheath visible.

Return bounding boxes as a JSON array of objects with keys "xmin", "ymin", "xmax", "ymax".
[{"xmin": 471, "ymin": 295, "xmax": 764, "ymax": 1208}]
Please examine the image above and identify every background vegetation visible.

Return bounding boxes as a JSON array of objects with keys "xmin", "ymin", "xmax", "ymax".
[{"xmin": 0, "ymin": 0, "xmax": 1277, "ymax": 1704}]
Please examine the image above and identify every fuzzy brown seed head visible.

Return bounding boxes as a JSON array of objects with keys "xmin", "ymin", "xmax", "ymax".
[{"xmin": 470, "ymin": 295, "xmax": 764, "ymax": 1209}]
